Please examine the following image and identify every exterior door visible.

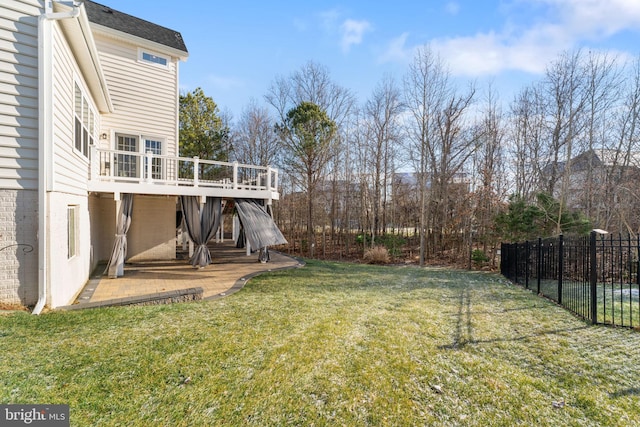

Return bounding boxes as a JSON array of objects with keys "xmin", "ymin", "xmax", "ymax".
[{"xmin": 116, "ymin": 134, "xmax": 139, "ymax": 178}]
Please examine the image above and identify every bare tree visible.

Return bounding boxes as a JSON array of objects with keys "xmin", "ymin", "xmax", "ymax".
[
  {"xmin": 607, "ymin": 56, "xmax": 640, "ymax": 233},
  {"xmin": 509, "ymin": 85, "xmax": 546, "ymax": 201},
  {"xmin": 362, "ymin": 74, "xmax": 404, "ymax": 243},
  {"xmin": 232, "ymin": 100, "xmax": 280, "ymax": 167},
  {"xmin": 404, "ymin": 45, "xmax": 477, "ymax": 264},
  {"xmin": 403, "ymin": 45, "xmax": 448, "ymax": 266},
  {"xmin": 472, "ymin": 84, "xmax": 507, "ymax": 265},
  {"xmin": 266, "ymin": 61, "xmax": 355, "ymax": 257},
  {"xmin": 541, "ymin": 50, "xmax": 588, "ymax": 233}
]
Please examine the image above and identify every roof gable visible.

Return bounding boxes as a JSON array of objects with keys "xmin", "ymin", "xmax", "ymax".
[{"xmin": 84, "ymin": 1, "xmax": 188, "ymax": 55}]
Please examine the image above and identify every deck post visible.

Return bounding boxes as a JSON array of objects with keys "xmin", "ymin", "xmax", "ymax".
[
  {"xmin": 193, "ymin": 156, "xmax": 199, "ymax": 187},
  {"xmin": 233, "ymin": 161, "xmax": 238, "ymax": 189},
  {"xmin": 145, "ymin": 150, "xmax": 153, "ymax": 183},
  {"xmin": 266, "ymin": 166, "xmax": 272, "ymax": 190},
  {"xmin": 90, "ymin": 144, "xmax": 98, "ymax": 180}
]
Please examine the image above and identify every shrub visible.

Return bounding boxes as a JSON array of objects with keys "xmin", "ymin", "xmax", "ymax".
[
  {"xmin": 356, "ymin": 233, "xmax": 407, "ymax": 258},
  {"xmin": 364, "ymin": 246, "xmax": 391, "ymax": 264},
  {"xmin": 471, "ymin": 249, "xmax": 489, "ymax": 265}
]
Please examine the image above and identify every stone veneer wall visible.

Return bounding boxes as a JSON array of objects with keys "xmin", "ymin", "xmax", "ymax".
[{"xmin": 0, "ymin": 190, "xmax": 38, "ymax": 306}]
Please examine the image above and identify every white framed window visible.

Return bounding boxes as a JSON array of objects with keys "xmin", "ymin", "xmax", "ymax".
[
  {"xmin": 113, "ymin": 133, "xmax": 166, "ymax": 180},
  {"xmin": 143, "ymin": 137, "xmax": 164, "ymax": 179},
  {"xmin": 138, "ymin": 48, "xmax": 169, "ymax": 68},
  {"xmin": 115, "ymin": 134, "xmax": 139, "ymax": 178},
  {"xmin": 74, "ymin": 82, "xmax": 95, "ymax": 158},
  {"xmin": 67, "ymin": 205, "xmax": 79, "ymax": 259}
]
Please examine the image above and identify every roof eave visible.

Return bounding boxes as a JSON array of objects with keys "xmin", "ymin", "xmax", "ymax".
[
  {"xmin": 54, "ymin": 2, "xmax": 114, "ymax": 113},
  {"xmin": 89, "ymin": 23, "xmax": 189, "ymax": 62}
]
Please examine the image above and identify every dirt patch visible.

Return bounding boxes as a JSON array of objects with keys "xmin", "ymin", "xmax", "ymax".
[{"xmin": 0, "ymin": 303, "xmax": 29, "ymax": 312}]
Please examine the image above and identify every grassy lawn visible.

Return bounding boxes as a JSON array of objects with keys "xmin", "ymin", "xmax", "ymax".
[
  {"xmin": 2, "ymin": 260, "xmax": 640, "ymax": 426},
  {"xmin": 537, "ymin": 279, "xmax": 640, "ymax": 328}
]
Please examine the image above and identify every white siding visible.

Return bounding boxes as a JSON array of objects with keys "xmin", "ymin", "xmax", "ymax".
[
  {"xmin": 93, "ymin": 34, "xmax": 179, "ymax": 156},
  {"xmin": 0, "ymin": 0, "xmax": 42, "ymax": 191},
  {"xmin": 50, "ymin": 23, "xmax": 96, "ymax": 195},
  {"xmin": 48, "ymin": 191, "xmax": 92, "ymax": 307},
  {"xmin": 0, "ymin": 1, "xmax": 42, "ymax": 306}
]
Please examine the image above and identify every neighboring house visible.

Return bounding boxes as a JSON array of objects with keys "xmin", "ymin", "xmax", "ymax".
[
  {"xmin": 550, "ymin": 149, "xmax": 640, "ymax": 207},
  {"xmin": 0, "ymin": 1, "xmax": 279, "ymax": 311}
]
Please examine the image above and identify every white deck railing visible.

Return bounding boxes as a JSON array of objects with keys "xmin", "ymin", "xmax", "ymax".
[{"xmin": 90, "ymin": 146, "xmax": 279, "ymax": 193}]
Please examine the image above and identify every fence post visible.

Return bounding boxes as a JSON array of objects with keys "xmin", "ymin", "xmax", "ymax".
[
  {"xmin": 590, "ymin": 231, "xmax": 598, "ymax": 325},
  {"xmin": 637, "ymin": 234, "xmax": 640, "ymax": 286},
  {"xmin": 537, "ymin": 237, "xmax": 542, "ymax": 294},
  {"xmin": 558, "ymin": 234, "xmax": 564, "ymax": 305},
  {"xmin": 513, "ymin": 243, "xmax": 518, "ymax": 283},
  {"xmin": 525, "ymin": 241, "xmax": 530, "ymax": 289}
]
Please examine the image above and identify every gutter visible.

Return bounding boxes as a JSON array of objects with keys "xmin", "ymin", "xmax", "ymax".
[{"xmin": 33, "ymin": 3, "xmax": 82, "ymax": 315}]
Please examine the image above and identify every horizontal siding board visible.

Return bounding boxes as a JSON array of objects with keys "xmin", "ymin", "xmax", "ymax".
[
  {"xmin": 0, "ymin": 146, "xmax": 37, "ymax": 159},
  {"xmin": 0, "ymin": 168, "xmax": 37, "ymax": 180},
  {"xmin": 0, "ymin": 103, "xmax": 38, "ymax": 119},
  {"xmin": 0, "ymin": 156, "xmax": 37, "ymax": 169},
  {"xmin": 0, "ymin": 25, "xmax": 37, "ymax": 50},
  {"xmin": 0, "ymin": 70, "xmax": 38, "ymax": 93},
  {"xmin": 0, "ymin": 0, "xmax": 40, "ymax": 191},
  {"xmin": 51, "ymin": 25, "xmax": 90, "ymax": 195},
  {"xmin": 0, "ymin": 49, "xmax": 38, "ymax": 68},
  {"xmin": 0, "ymin": 136, "xmax": 38, "ymax": 151},
  {"xmin": 0, "ymin": 124, "xmax": 37, "ymax": 139},
  {"xmin": 2, "ymin": 1, "xmax": 43, "ymax": 17},
  {"xmin": 0, "ymin": 80, "xmax": 38, "ymax": 98},
  {"xmin": 95, "ymin": 34, "xmax": 178, "ymax": 155}
]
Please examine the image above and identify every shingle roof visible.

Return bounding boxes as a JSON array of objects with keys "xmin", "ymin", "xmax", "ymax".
[{"xmin": 84, "ymin": 1, "xmax": 188, "ymax": 55}]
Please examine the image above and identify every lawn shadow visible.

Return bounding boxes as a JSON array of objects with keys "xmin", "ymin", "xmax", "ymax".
[
  {"xmin": 609, "ymin": 388, "xmax": 640, "ymax": 398},
  {"xmin": 440, "ymin": 287, "xmax": 591, "ymax": 350}
]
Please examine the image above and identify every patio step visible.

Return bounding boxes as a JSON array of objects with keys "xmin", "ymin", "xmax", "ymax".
[{"xmin": 60, "ymin": 287, "xmax": 203, "ymax": 310}]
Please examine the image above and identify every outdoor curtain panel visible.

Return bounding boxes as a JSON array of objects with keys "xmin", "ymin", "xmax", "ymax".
[
  {"xmin": 234, "ymin": 199, "xmax": 288, "ymax": 250},
  {"xmin": 180, "ymin": 196, "xmax": 222, "ymax": 268},
  {"xmin": 106, "ymin": 193, "xmax": 134, "ymax": 278}
]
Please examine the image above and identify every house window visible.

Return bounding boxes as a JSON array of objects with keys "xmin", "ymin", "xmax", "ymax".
[
  {"xmin": 140, "ymin": 49, "xmax": 169, "ymax": 68},
  {"xmin": 74, "ymin": 83, "xmax": 95, "ymax": 158},
  {"xmin": 67, "ymin": 205, "xmax": 79, "ymax": 259},
  {"xmin": 144, "ymin": 138, "xmax": 163, "ymax": 179},
  {"xmin": 116, "ymin": 134, "xmax": 139, "ymax": 178}
]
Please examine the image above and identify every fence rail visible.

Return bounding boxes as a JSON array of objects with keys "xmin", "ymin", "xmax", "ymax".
[{"xmin": 501, "ymin": 232, "xmax": 640, "ymax": 329}]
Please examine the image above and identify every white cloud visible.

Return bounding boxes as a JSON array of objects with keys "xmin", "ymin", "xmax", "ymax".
[
  {"xmin": 340, "ymin": 19, "xmax": 372, "ymax": 53},
  {"xmin": 319, "ymin": 8, "xmax": 341, "ymax": 33},
  {"xmin": 445, "ymin": 1, "xmax": 460, "ymax": 15},
  {"xmin": 547, "ymin": 0, "xmax": 640, "ymax": 37},
  {"xmin": 382, "ymin": 0, "xmax": 640, "ymax": 78},
  {"xmin": 378, "ymin": 32, "xmax": 412, "ymax": 64}
]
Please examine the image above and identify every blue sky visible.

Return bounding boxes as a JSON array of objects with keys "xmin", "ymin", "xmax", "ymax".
[{"xmin": 99, "ymin": 0, "xmax": 640, "ymax": 119}]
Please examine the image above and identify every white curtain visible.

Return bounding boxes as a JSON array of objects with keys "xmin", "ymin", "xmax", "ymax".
[
  {"xmin": 234, "ymin": 199, "xmax": 287, "ymax": 253},
  {"xmin": 105, "ymin": 193, "xmax": 134, "ymax": 278}
]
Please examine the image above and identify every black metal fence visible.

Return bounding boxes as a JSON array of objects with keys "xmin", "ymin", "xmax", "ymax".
[{"xmin": 501, "ymin": 232, "xmax": 640, "ymax": 329}]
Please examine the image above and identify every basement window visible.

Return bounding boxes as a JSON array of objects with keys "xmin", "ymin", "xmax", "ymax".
[{"xmin": 67, "ymin": 205, "xmax": 79, "ymax": 259}]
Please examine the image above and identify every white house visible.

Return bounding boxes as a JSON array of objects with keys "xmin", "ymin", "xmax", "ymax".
[{"xmin": 0, "ymin": 0, "xmax": 280, "ymax": 312}]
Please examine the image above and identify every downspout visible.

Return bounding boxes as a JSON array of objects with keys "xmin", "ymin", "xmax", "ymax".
[{"xmin": 33, "ymin": 4, "xmax": 82, "ymax": 315}]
